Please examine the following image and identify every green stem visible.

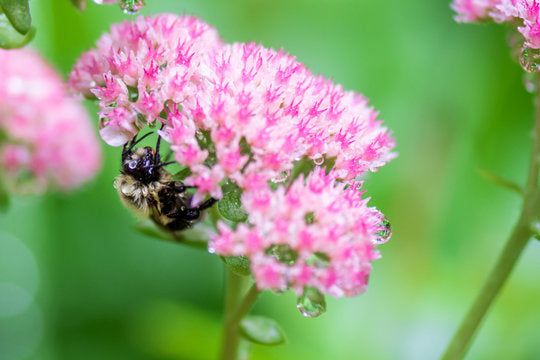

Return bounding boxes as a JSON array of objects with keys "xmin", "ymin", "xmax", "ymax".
[
  {"xmin": 440, "ymin": 75, "xmax": 540, "ymax": 360},
  {"xmin": 220, "ymin": 269, "xmax": 260, "ymax": 360}
]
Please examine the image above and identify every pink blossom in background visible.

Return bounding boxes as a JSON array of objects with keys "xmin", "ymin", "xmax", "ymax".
[
  {"xmin": 210, "ymin": 168, "xmax": 388, "ymax": 297},
  {"xmin": 500, "ymin": 0, "xmax": 540, "ymax": 48},
  {"xmin": 452, "ymin": 0, "xmax": 540, "ymax": 49},
  {"xmin": 69, "ymin": 13, "xmax": 222, "ymax": 145},
  {"xmin": 451, "ymin": 0, "xmax": 502, "ymax": 22},
  {"xmin": 0, "ymin": 48, "xmax": 101, "ymax": 193}
]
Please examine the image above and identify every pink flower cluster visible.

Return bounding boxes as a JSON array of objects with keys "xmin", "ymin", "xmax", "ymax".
[
  {"xmin": 167, "ymin": 42, "xmax": 395, "ymax": 204},
  {"xmin": 70, "ymin": 14, "xmax": 222, "ymax": 146},
  {"xmin": 452, "ymin": 0, "xmax": 540, "ymax": 49},
  {"xmin": 70, "ymin": 14, "xmax": 395, "ymax": 298},
  {"xmin": 0, "ymin": 48, "xmax": 101, "ymax": 193},
  {"xmin": 211, "ymin": 168, "xmax": 387, "ymax": 297}
]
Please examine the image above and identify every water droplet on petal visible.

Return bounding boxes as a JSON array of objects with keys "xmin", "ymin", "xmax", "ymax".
[
  {"xmin": 92, "ymin": 0, "xmax": 104, "ymax": 4},
  {"xmin": 119, "ymin": 0, "xmax": 145, "ymax": 14},
  {"xmin": 373, "ymin": 218, "xmax": 392, "ymax": 244},
  {"xmin": 520, "ymin": 46, "xmax": 540, "ymax": 73},
  {"xmin": 312, "ymin": 153, "xmax": 324, "ymax": 166},
  {"xmin": 207, "ymin": 247, "xmax": 216, "ymax": 254},
  {"xmin": 265, "ymin": 244, "xmax": 298, "ymax": 265},
  {"xmin": 272, "ymin": 170, "xmax": 290, "ymax": 183},
  {"xmin": 297, "ymin": 286, "xmax": 326, "ymax": 318}
]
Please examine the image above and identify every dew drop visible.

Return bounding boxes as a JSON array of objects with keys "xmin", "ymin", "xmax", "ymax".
[
  {"xmin": 530, "ymin": 219, "xmax": 540, "ymax": 239},
  {"xmin": 523, "ymin": 72, "xmax": 537, "ymax": 93},
  {"xmin": 92, "ymin": 0, "xmax": 104, "ymax": 4},
  {"xmin": 207, "ymin": 247, "xmax": 216, "ymax": 254},
  {"xmin": 520, "ymin": 46, "xmax": 540, "ymax": 73},
  {"xmin": 312, "ymin": 153, "xmax": 324, "ymax": 166},
  {"xmin": 112, "ymin": 177, "xmax": 119, "ymax": 189},
  {"xmin": 265, "ymin": 244, "xmax": 298, "ymax": 265},
  {"xmin": 296, "ymin": 286, "xmax": 326, "ymax": 318},
  {"xmin": 272, "ymin": 170, "xmax": 290, "ymax": 183},
  {"xmin": 119, "ymin": 0, "xmax": 145, "ymax": 14},
  {"xmin": 374, "ymin": 218, "xmax": 392, "ymax": 244}
]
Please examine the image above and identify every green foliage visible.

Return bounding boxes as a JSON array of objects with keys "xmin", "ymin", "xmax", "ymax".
[
  {"xmin": 477, "ymin": 168, "xmax": 523, "ymax": 195},
  {"xmin": 70, "ymin": 0, "xmax": 87, "ymax": 12},
  {"xmin": 0, "ymin": 13, "xmax": 34, "ymax": 49},
  {"xmin": 531, "ymin": 219, "xmax": 540, "ymax": 240},
  {"xmin": 0, "ymin": 176, "xmax": 9, "ymax": 213},
  {"xmin": 134, "ymin": 219, "xmax": 210, "ymax": 250},
  {"xmin": 218, "ymin": 181, "xmax": 248, "ymax": 222},
  {"xmin": 0, "ymin": 0, "xmax": 31, "ymax": 34},
  {"xmin": 240, "ymin": 315, "xmax": 286, "ymax": 346},
  {"xmin": 221, "ymin": 255, "xmax": 251, "ymax": 276},
  {"xmin": 170, "ymin": 167, "xmax": 191, "ymax": 181}
]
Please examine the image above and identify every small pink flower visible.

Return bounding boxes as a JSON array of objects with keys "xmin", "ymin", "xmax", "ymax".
[
  {"xmin": 0, "ymin": 48, "xmax": 101, "ymax": 193},
  {"xmin": 210, "ymin": 169, "xmax": 388, "ymax": 298}
]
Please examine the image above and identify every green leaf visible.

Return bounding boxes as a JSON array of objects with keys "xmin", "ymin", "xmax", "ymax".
[
  {"xmin": 134, "ymin": 220, "xmax": 210, "ymax": 250},
  {"xmin": 221, "ymin": 256, "xmax": 251, "ymax": 276},
  {"xmin": 530, "ymin": 219, "xmax": 540, "ymax": 241},
  {"xmin": 70, "ymin": 0, "xmax": 87, "ymax": 11},
  {"xmin": 0, "ymin": 176, "xmax": 10, "ymax": 213},
  {"xmin": 0, "ymin": 0, "xmax": 31, "ymax": 35},
  {"xmin": 170, "ymin": 167, "xmax": 191, "ymax": 181},
  {"xmin": 477, "ymin": 168, "xmax": 523, "ymax": 195},
  {"xmin": 0, "ymin": 13, "xmax": 34, "ymax": 49},
  {"xmin": 240, "ymin": 315, "xmax": 286, "ymax": 346},
  {"xmin": 218, "ymin": 182, "xmax": 248, "ymax": 222}
]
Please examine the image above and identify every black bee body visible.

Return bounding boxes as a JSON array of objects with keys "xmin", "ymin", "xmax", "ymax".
[{"xmin": 116, "ymin": 132, "xmax": 216, "ymax": 232}]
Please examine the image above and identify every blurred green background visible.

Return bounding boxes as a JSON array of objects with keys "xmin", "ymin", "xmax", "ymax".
[{"xmin": 1, "ymin": 0, "xmax": 539, "ymax": 359}]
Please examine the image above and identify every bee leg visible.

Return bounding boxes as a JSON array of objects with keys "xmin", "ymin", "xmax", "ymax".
[
  {"xmin": 169, "ymin": 198, "xmax": 215, "ymax": 220},
  {"xmin": 182, "ymin": 209, "xmax": 201, "ymax": 220},
  {"xmin": 195, "ymin": 197, "xmax": 218, "ymax": 211},
  {"xmin": 172, "ymin": 182, "xmax": 196, "ymax": 194}
]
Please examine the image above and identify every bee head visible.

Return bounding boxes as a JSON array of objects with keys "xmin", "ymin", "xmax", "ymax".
[{"xmin": 122, "ymin": 146, "xmax": 159, "ymax": 183}]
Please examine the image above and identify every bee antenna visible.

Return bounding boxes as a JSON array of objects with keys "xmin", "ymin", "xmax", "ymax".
[
  {"xmin": 158, "ymin": 161, "xmax": 176, "ymax": 168},
  {"xmin": 124, "ymin": 132, "xmax": 153, "ymax": 153},
  {"xmin": 155, "ymin": 123, "xmax": 165, "ymax": 164}
]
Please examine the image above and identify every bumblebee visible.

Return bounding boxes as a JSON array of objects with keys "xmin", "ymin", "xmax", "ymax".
[{"xmin": 115, "ymin": 131, "xmax": 217, "ymax": 231}]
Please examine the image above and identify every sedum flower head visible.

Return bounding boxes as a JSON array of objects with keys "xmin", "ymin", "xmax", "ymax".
[
  {"xmin": 210, "ymin": 168, "xmax": 388, "ymax": 297},
  {"xmin": 70, "ymin": 14, "xmax": 395, "ymax": 302},
  {"xmin": 0, "ymin": 48, "xmax": 101, "ymax": 193}
]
